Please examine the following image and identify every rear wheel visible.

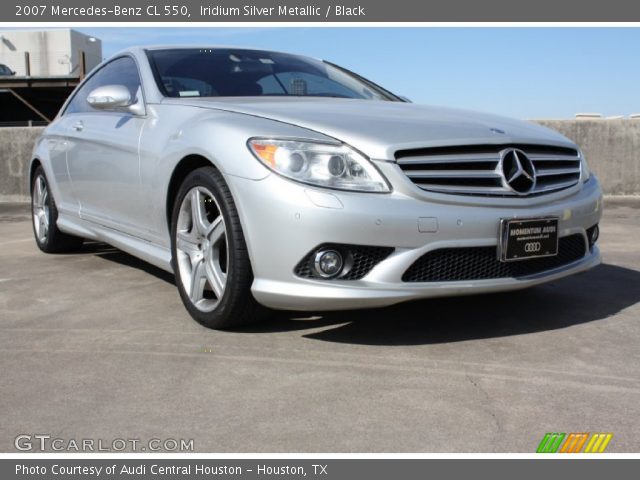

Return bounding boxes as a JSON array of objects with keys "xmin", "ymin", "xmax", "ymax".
[
  {"xmin": 170, "ymin": 166, "xmax": 268, "ymax": 329},
  {"xmin": 31, "ymin": 166, "xmax": 84, "ymax": 253}
]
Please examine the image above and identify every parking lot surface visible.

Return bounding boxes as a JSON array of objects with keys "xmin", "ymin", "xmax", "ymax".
[{"xmin": 1, "ymin": 200, "xmax": 639, "ymax": 452}]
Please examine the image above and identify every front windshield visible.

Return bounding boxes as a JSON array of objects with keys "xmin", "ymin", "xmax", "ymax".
[{"xmin": 146, "ymin": 48, "xmax": 398, "ymax": 101}]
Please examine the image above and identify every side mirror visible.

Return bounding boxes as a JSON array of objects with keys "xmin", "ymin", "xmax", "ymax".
[{"xmin": 86, "ymin": 85, "xmax": 133, "ymax": 110}]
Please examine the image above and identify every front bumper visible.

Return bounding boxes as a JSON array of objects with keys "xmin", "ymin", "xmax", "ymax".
[{"xmin": 227, "ymin": 170, "xmax": 603, "ymax": 311}]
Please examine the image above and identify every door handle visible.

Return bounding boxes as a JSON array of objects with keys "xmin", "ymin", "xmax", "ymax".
[{"xmin": 72, "ymin": 121, "xmax": 84, "ymax": 132}]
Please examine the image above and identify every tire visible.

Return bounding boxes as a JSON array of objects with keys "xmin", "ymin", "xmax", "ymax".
[
  {"xmin": 31, "ymin": 166, "xmax": 84, "ymax": 253},
  {"xmin": 170, "ymin": 166, "xmax": 269, "ymax": 329}
]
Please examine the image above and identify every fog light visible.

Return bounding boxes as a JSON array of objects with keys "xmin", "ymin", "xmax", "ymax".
[
  {"xmin": 314, "ymin": 249, "xmax": 343, "ymax": 278},
  {"xmin": 586, "ymin": 224, "xmax": 599, "ymax": 250}
]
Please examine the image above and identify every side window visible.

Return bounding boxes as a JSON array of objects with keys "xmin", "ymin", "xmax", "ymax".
[{"xmin": 65, "ymin": 57, "xmax": 142, "ymax": 115}]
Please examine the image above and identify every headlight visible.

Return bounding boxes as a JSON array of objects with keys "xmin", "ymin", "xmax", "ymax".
[
  {"xmin": 580, "ymin": 149, "xmax": 591, "ymax": 183},
  {"xmin": 248, "ymin": 138, "xmax": 391, "ymax": 193}
]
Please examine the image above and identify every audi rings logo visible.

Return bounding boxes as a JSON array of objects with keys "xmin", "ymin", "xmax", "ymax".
[
  {"xmin": 500, "ymin": 149, "xmax": 536, "ymax": 194},
  {"xmin": 524, "ymin": 242, "xmax": 542, "ymax": 253}
]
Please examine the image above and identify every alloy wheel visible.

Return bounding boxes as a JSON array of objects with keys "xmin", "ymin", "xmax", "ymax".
[
  {"xmin": 175, "ymin": 186, "xmax": 229, "ymax": 312},
  {"xmin": 32, "ymin": 174, "xmax": 50, "ymax": 244}
]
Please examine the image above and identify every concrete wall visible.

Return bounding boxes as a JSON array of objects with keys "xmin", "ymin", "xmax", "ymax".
[
  {"xmin": 1, "ymin": 121, "xmax": 639, "ymax": 202},
  {"xmin": 536, "ymin": 119, "xmax": 640, "ymax": 196},
  {"xmin": 0, "ymin": 127, "xmax": 42, "ymax": 202}
]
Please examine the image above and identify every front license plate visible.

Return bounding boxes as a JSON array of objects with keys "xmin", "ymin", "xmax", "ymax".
[{"xmin": 499, "ymin": 218, "xmax": 559, "ymax": 262}]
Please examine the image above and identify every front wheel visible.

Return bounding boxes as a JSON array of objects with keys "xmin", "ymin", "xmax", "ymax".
[
  {"xmin": 170, "ymin": 166, "xmax": 268, "ymax": 329},
  {"xmin": 31, "ymin": 166, "xmax": 84, "ymax": 253}
]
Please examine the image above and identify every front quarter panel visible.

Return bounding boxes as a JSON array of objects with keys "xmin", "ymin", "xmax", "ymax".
[
  {"xmin": 30, "ymin": 119, "xmax": 79, "ymax": 216},
  {"xmin": 139, "ymin": 104, "xmax": 336, "ymax": 245}
]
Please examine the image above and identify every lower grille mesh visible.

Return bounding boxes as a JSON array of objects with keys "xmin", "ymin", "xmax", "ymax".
[{"xmin": 402, "ymin": 234, "xmax": 587, "ymax": 282}]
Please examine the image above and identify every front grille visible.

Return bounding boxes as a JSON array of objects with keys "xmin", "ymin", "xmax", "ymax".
[
  {"xmin": 396, "ymin": 144, "xmax": 581, "ymax": 197},
  {"xmin": 295, "ymin": 244, "xmax": 394, "ymax": 280},
  {"xmin": 402, "ymin": 234, "xmax": 587, "ymax": 282}
]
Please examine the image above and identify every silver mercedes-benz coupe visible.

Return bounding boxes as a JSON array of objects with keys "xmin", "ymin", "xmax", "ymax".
[{"xmin": 30, "ymin": 46, "xmax": 603, "ymax": 328}]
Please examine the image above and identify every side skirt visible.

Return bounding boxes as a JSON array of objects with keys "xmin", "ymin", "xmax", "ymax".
[{"xmin": 56, "ymin": 212, "xmax": 174, "ymax": 274}]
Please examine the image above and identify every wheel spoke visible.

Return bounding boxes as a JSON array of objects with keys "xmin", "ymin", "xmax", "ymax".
[
  {"xmin": 205, "ymin": 257, "xmax": 226, "ymax": 299},
  {"xmin": 33, "ymin": 209, "xmax": 41, "ymax": 237},
  {"xmin": 189, "ymin": 258, "xmax": 207, "ymax": 304},
  {"xmin": 176, "ymin": 230, "xmax": 200, "ymax": 256},
  {"xmin": 207, "ymin": 216, "xmax": 224, "ymax": 244},
  {"xmin": 37, "ymin": 211, "xmax": 48, "ymax": 239},
  {"xmin": 190, "ymin": 189, "xmax": 209, "ymax": 236},
  {"xmin": 34, "ymin": 178, "xmax": 44, "ymax": 207}
]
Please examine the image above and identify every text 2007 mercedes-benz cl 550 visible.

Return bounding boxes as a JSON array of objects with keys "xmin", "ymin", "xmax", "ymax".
[{"xmin": 30, "ymin": 46, "xmax": 602, "ymax": 329}]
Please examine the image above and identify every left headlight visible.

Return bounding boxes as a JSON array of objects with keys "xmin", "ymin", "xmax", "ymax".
[{"xmin": 248, "ymin": 138, "xmax": 391, "ymax": 193}]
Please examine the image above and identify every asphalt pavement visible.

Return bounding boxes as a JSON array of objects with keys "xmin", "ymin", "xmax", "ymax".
[{"xmin": 0, "ymin": 200, "xmax": 639, "ymax": 452}]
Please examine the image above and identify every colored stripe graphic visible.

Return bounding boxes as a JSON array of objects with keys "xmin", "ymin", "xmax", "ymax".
[
  {"xmin": 537, "ymin": 433, "xmax": 613, "ymax": 453},
  {"xmin": 536, "ymin": 433, "xmax": 566, "ymax": 453},
  {"xmin": 560, "ymin": 433, "xmax": 589, "ymax": 453},
  {"xmin": 572, "ymin": 433, "xmax": 590, "ymax": 453},
  {"xmin": 584, "ymin": 433, "xmax": 613, "ymax": 453},
  {"xmin": 560, "ymin": 433, "xmax": 576, "ymax": 453},
  {"xmin": 536, "ymin": 433, "xmax": 553, "ymax": 453}
]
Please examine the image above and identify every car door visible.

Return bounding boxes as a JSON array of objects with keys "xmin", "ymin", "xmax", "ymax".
[{"xmin": 64, "ymin": 56, "xmax": 147, "ymax": 237}]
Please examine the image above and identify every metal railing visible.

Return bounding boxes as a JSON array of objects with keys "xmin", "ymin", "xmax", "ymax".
[{"xmin": 0, "ymin": 120, "xmax": 49, "ymax": 127}]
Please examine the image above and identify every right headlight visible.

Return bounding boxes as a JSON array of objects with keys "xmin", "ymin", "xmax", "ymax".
[{"xmin": 248, "ymin": 138, "xmax": 391, "ymax": 193}]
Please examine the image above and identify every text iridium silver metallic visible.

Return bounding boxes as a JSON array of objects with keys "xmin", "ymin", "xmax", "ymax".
[{"xmin": 30, "ymin": 46, "xmax": 603, "ymax": 326}]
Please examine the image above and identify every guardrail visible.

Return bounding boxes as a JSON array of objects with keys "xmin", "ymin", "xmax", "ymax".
[{"xmin": 0, "ymin": 120, "xmax": 49, "ymax": 127}]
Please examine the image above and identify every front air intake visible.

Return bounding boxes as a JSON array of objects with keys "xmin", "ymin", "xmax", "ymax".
[
  {"xmin": 295, "ymin": 244, "xmax": 394, "ymax": 280},
  {"xmin": 402, "ymin": 234, "xmax": 587, "ymax": 282}
]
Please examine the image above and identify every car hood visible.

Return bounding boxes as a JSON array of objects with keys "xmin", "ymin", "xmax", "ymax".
[{"xmin": 163, "ymin": 97, "xmax": 576, "ymax": 159}]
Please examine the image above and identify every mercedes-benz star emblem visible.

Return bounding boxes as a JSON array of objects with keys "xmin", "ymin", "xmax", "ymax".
[{"xmin": 500, "ymin": 149, "xmax": 536, "ymax": 194}]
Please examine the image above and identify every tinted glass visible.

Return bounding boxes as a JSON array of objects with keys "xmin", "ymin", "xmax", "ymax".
[
  {"xmin": 147, "ymin": 48, "xmax": 396, "ymax": 101},
  {"xmin": 65, "ymin": 56, "xmax": 141, "ymax": 114}
]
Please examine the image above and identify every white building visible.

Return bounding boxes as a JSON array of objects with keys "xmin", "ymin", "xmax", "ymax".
[{"xmin": 0, "ymin": 29, "xmax": 102, "ymax": 77}]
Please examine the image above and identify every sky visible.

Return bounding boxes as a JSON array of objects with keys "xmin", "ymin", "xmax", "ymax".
[{"xmin": 6, "ymin": 27, "xmax": 640, "ymax": 119}]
